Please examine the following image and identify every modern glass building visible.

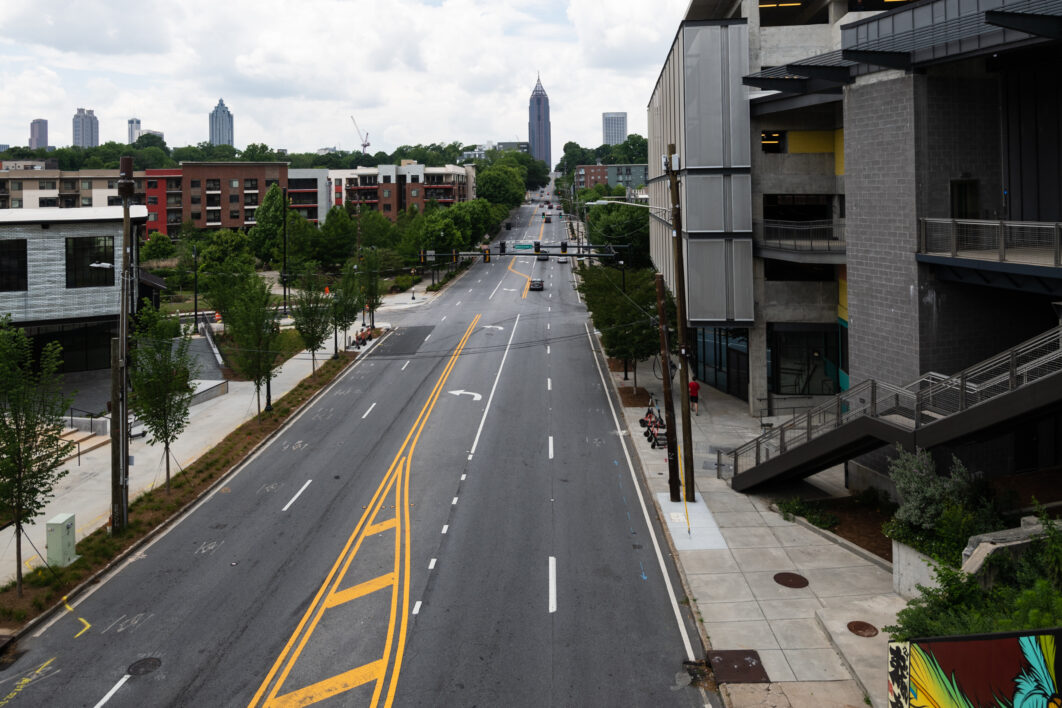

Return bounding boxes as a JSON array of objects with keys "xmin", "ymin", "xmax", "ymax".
[
  {"xmin": 602, "ymin": 112, "xmax": 627, "ymax": 146},
  {"xmin": 528, "ymin": 76, "xmax": 551, "ymax": 168},
  {"xmin": 29, "ymin": 119, "xmax": 47, "ymax": 150},
  {"xmin": 72, "ymin": 108, "xmax": 99, "ymax": 148},
  {"xmin": 209, "ymin": 99, "xmax": 234, "ymax": 147}
]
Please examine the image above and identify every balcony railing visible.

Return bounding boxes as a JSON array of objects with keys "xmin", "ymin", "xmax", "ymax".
[
  {"xmin": 755, "ymin": 219, "xmax": 846, "ymax": 253},
  {"xmin": 920, "ymin": 218, "xmax": 1062, "ymax": 267}
]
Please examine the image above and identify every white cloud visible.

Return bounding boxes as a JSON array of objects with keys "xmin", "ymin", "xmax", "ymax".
[{"xmin": 0, "ymin": 0, "xmax": 689, "ymax": 161}]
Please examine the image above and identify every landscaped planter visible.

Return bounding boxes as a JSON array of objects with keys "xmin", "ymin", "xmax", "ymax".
[{"xmin": 891, "ymin": 540, "xmax": 940, "ymax": 600}]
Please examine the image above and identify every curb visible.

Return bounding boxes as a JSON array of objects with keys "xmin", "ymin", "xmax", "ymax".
[
  {"xmin": 0, "ymin": 332, "xmax": 393, "ymax": 653},
  {"xmin": 784, "ymin": 511, "xmax": 893, "ymax": 573}
]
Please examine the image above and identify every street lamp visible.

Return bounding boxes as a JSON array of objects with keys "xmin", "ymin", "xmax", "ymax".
[{"xmin": 585, "ymin": 182, "xmax": 693, "ymax": 503}]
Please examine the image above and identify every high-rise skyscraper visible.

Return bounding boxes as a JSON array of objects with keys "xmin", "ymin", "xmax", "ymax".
[
  {"xmin": 29, "ymin": 119, "xmax": 47, "ymax": 150},
  {"xmin": 528, "ymin": 75, "xmax": 551, "ymax": 168},
  {"xmin": 72, "ymin": 108, "xmax": 99, "ymax": 148},
  {"xmin": 602, "ymin": 112, "xmax": 627, "ymax": 146},
  {"xmin": 128, "ymin": 117, "xmax": 141, "ymax": 144},
  {"xmin": 209, "ymin": 99, "xmax": 234, "ymax": 147}
]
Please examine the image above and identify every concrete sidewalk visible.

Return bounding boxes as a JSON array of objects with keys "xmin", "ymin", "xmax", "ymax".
[
  {"xmin": 609, "ymin": 368, "xmax": 905, "ymax": 708},
  {"xmin": 0, "ymin": 285, "xmax": 441, "ymax": 592}
]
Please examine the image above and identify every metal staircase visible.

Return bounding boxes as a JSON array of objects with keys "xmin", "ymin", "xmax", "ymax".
[{"xmin": 729, "ymin": 325, "xmax": 1062, "ymax": 491}]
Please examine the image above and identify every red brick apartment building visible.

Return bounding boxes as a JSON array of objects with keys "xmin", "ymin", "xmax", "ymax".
[
  {"xmin": 329, "ymin": 162, "xmax": 475, "ymax": 222},
  {"xmin": 575, "ymin": 164, "xmax": 608, "ymax": 189}
]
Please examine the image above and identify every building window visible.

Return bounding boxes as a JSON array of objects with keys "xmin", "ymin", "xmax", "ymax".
[
  {"xmin": 191, "ymin": 211, "xmax": 201, "ymax": 220},
  {"xmin": 383, "ymin": 204, "xmax": 392, "ymax": 212},
  {"xmin": 265, "ymin": 179, "xmax": 278, "ymax": 188},
  {"xmin": 147, "ymin": 179, "xmax": 158, "ymax": 189},
  {"xmin": 81, "ymin": 180, "xmax": 93, "ymax": 190},
  {"xmin": 230, "ymin": 179, "xmax": 239, "ymax": 188},
  {"xmin": 107, "ymin": 179, "xmax": 118, "ymax": 189},
  {"xmin": 411, "ymin": 189, "xmax": 418, "ymax": 197},
  {"xmin": 761, "ymin": 131, "xmax": 786, "ymax": 153},
  {"xmin": 190, "ymin": 195, "xmax": 201, "ymax": 205},
  {"xmin": 206, "ymin": 195, "xmax": 221, "ymax": 207},
  {"xmin": 767, "ymin": 324, "xmax": 840, "ymax": 396},
  {"xmin": 39, "ymin": 197, "xmax": 58, "ymax": 207},
  {"xmin": 411, "ymin": 175, "xmax": 420, "ymax": 183},
  {"xmin": 206, "ymin": 209, "xmax": 221, "ymax": 223},
  {"xmin": 382, "ymin": 189, "xmax": 391, "ymax": 198},
  {"xmin": 0, "ymin": 240, "xmax": 28, "ymax": 291},
  {"xmin": 229, "ymin": 209, "xmax": 240, "ymax": 219},
  {"xmin": 39, "ymin": 180, "xmax": 56, "ymax": 190},
  {"xmin": 229, "ymin": 194, "xmax": 240, "ymax": 203},
  {"xmin": 245, "ymin": 178, "xmax": 258, "ymax": 189},
  {"xmin": 190, "ymin": 180, "xmax": 201, "ymax": 188},
  {"xmin": 65, "ymin": 236, "xmax": 114, "ymax": 288},
  {"xmin": 11, "ymin": 199, "xmax": 21, "ymax": 208},
  {"xmin": 81, "ymin": 197, "xmax": 93, "ymax": 207},
  {"xmin": 148, "ymin": 213, "xmax": 158, "ymax": 221},
  {"xmin": 245, "ymin": 208, "xmax": 256, "ymax": 221},
  {"xmin": 107, "ymin": 196, "xmax": 121, "ymax": 206},
  {"xmin": 10, "ymin": 181, "xmax": 21, "ymax": 191},
  {"xmin": 244, "ymin": 193, "xmax": 258, "ymax": 206},
  {"xmin": 147, "ymin": 196, "xmax": 158, "ymax": 205},
  {"xmin": 206, "ymin": 179, "xmax": 221, "ymax": 191},
  {"xmin": 383, "ymin": 175, "xmax": 392, "ymax": 183}
]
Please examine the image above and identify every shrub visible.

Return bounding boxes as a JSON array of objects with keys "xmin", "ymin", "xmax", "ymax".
[{"xmin": 775, "ymin": 497, "xmax": 838, "ymax": 530}]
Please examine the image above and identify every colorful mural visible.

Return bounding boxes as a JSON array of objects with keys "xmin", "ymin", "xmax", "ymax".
[{"xmin": 889, "ymin": 630, "xmax": 1060, "ymax": 707}]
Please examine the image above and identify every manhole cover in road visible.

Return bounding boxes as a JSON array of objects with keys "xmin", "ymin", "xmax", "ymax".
[
  {"xmin": 707, "ymin": 650, "xmax": 770, "ymax": 683},
  {"xmin": 847, "ymin": 620, "xmax": 879, "ymax": 637},
  {"xmin": 773, "ymin": 572, "xmax": 809, "ymax": 588},
  {"xmin": 128, "ymin": 658, "xmax": 161, "ymax": 676}
]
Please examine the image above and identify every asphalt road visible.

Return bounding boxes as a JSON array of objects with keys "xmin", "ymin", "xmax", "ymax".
[{"xmin": 4, "ymin": 195, "xmax": 707, "ymax": 707}]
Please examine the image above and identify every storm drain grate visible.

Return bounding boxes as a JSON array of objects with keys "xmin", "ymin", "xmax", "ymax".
[
  {"xmin": 707, "ymin": 650, "xmax": 770, "ymax": 683},
  {"xmin": 773, "ymin": 571, "xmax": 809, "ymax": 588}
]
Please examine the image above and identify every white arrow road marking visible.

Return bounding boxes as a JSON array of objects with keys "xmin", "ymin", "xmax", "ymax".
[
  {"xmin": 448, "ymin": 390, "xmax": 483, "ymax": 401},
  {"xmin": 482, "ymin": 325, "xmax": 504, "ymax": 330}
]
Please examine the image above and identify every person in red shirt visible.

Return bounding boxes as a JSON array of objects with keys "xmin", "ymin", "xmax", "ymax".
[{"xmin": 688, "ymin": 378, "xmax": 700, "ymax": 416}]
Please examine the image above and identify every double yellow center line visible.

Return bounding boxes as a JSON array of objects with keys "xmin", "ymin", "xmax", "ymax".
[{"xmin": 249, "ymin": 315, "xmax": 482, "ymax": 708}]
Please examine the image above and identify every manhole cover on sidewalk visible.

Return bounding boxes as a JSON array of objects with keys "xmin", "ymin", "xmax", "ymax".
[
  {"xmin": 773, "ymin": 572, "xmax": 809, "ymax": 588},
  {"xmin": 847, "ymin": 620, "xmax": 879, "ymax": 637},
  {"xmin": 707, "ymin": 650, "xmax": 770, "ymax": 683}
]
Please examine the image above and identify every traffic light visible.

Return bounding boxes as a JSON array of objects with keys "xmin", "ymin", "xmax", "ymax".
[
  {"xmin": 534, "ymin": 240, "xmax": 541, "ymax": 253},
  {"xmin": 419, "ymin": 249, "xmax": 425, "ymax": 263},
  {"xmin": 560, "ymin": 241, "xmax": 568, "ymax": 254},
  {"xmin": 452, "ymin": 249, "xmax": 457, "ymax": 263},
  {"xmin": 482, "ymin": 248, "xmax": 490, "ymax": 263},
  {"xmin": 499, "ymin": 241, "xmax": 506, "ymax": 254}
]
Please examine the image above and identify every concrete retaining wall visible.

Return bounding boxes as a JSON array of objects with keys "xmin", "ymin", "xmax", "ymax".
[{"xmin": 892, "ymin": 539, "xmax": 939, "ymax": 599}]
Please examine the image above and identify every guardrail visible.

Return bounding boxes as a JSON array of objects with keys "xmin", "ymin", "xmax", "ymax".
[
  {"xmin": 921, "ymin": 218, "xmax": 1062, "ymax": 266},
  {"xmin": 755, "ymin": 219, "xmax": 846, "ymax": 253},
  {"xmin": 731, "ymin": 325, "xmax": 1062, "ymax": 478}
]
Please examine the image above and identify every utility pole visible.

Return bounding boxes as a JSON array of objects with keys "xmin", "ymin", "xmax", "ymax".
[
  {"xmin": 656, "ymin": 274, "xmax": 682, "ymax": 502},
  {"xmin": 666, "ymin": 143, "xmax": 696, "ymax": 502},
  {"xmin": 111, "ymin": 155, "xmax": 134, "ymax": 533},
  {"xmin": 282, "ymin": 187, "xmax": 289, "ymax": 316}
]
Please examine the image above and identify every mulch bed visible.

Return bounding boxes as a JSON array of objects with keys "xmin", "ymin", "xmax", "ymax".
[
  {"xmin": 809, "ymin": 496, "xmax": 894, "ymax": 562},
  {"xmin": 618, "ymin": 386, "xmax": 651, "ymax": 408}
]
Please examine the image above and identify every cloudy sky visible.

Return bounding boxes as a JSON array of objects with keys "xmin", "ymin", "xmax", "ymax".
[{"xmin": 0, "ymin": 0, "xmax": 690, "ymax": 163}]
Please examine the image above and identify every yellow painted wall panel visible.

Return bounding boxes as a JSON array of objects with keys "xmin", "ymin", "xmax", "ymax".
[
  {"xmin": 787, "ymin": 130, "xmax": 835, "ymax": 154},
  {"xmin": 834, "ymin": 129, "xmax": 844, "ymax": 175}
]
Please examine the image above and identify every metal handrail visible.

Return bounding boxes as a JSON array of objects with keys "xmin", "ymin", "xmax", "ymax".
[
  {"xmin": 731, "ymin": 324, "xmax": 1062, "ymax": 477},
  {"xmin": 921, "ymin": 217, "xmax": 1062, "ymax": 267}
]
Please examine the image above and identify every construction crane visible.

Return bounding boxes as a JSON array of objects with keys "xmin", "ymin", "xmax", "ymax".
[{"xmin": 350, "ymin": 116, "xmax": 370, "ymax": 153}]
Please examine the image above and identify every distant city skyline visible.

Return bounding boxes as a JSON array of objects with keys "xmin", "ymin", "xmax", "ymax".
[
  {"xmin": 602, "ymin": 112, "xmax": 627, "ymax": 146},
  {"xmin": 72, "ymin": 108, "xmax": 99, "ymax": 148},
  {"xmin": 29, "ymin": 119, "xmax": 47, "ymax": 150},
  {"xmin": 528, "ymin": 75, "xmax": 551, "ymax": 168}
]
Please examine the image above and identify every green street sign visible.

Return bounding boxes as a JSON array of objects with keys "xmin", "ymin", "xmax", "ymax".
[{"xmin": 513, "ymin": 243, "xmax": 533, "ymax": 250}]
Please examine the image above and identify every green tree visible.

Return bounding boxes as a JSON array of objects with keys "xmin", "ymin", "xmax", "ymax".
[
  {"xmin": 200, "ymin": 230, "xmax": 255, "ymax": 328},
  {"xmin": 328, "ymin": 263, "xmax": 364, "ymax": 358},
  {"xmin": 476, "ymin": 165, "xmax": 524, "ymax": 208},
  {"xmin": 229, "ymin": 275, "xmax": 281, "ymax": 418},
  {"xmin": 140, "ymin": 231, "xmax": 176, "ymax": 261},
  {"xmin": 248, "ymin": 184, "xmax": 285, "ymax": 266},
  {"xmin": 585, "ymin": 202, "xmax": 652, "ymax": 269},
  {"xmin": 132, "ymin": 133, "xmax": 170, "ymax": 155},
  {"xmin": 0, "ymin": 318, "xmax": 73, "ymax": 597},
  {"xmin": 316, "ymin": 206, "xmax": 355, "ymax": 272},
  {"xmin": 129, "ymin": 301, "xmax": 198, "ymax": 493},
  {"xmin": 361, "ymin": 249, "xmax": 384, "ymax": 329},
  {"xmin": 240, "ymin": 143, "xmax": 276, "ymax": 162},
  {"xmin": 291, "ymin": 267, "xmax": 332, "ymax": 372}
]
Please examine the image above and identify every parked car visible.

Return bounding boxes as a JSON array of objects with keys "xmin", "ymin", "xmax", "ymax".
[{"xmin": 529, "ymin": 279, "xmax": 544, "ymax": 291}]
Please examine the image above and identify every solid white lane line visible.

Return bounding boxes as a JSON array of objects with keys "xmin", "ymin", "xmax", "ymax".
[
  {"xmin": 93, "ymin": 675, "xmax": 130, "ymax": 708},
  {"xmin": 413, "ymin": 601, "xmax": 422, "ymax": 615},
  {"xmin": 489, "ymin": 277, "xmax": 504, "ymax": 300},
  {"xmin": 281, "ymin": 480, "xmax": 312, "ymax": 511},
  {"xmin": 547, "ymin": 323, "xmax": 550, "ymax": 330},
  {"xmin": 549, "ymin": 436, "xmax": 554, "ymax": 459},
  {"xmin": 362, "ymin": 402, "xmax": 377, "ymax": 419},
  {"xmin": 546, "ymin": 345, "xmax": 550, "ymax": 355},
  {"xmin": 547, "ymin": 378, "xmax": 552, "ymax": 391},
  {"xmin": 468, "ymin": 314, "xmax": 521, "ymax": 460},
  {"xmin": 401, "ymin": 360, "xmax": 410, "ymax": 371},
  {"xmin": 442, "ymin": 525, "xmax": 448, "ymax": 534},
  {"xmin": 548, "ymin": 556, "xmax": 557, "ymax": 613},
  {"xmin": 428, "ymin": 558, "xmax": 437, "ymax": 570},
  {"xmin": 452, "ymin": 497, "xmax": 458, "ymax": 506},
  {"xmin": 425, "ymin": 334, "xmax": 431, "ymax": 341},
  {"xmin": 584, "ymin": 321, "xmax": 696, "ymax": 661},
  {"xmin": 548, "ymin": 306, "xmax": 551, "ymax": 312},
  {"xmin": 461, "ymin": 473, "xmax": 466, "ymax": 480}
]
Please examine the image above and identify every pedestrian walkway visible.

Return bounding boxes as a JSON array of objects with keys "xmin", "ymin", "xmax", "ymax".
[
  {"xmin": 0, "ymin": 285, "xmax": 437, "ymax": 592},
  {"xmin": 609, "ymin": 368, "xmax": 905, "ymax": 708}
]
